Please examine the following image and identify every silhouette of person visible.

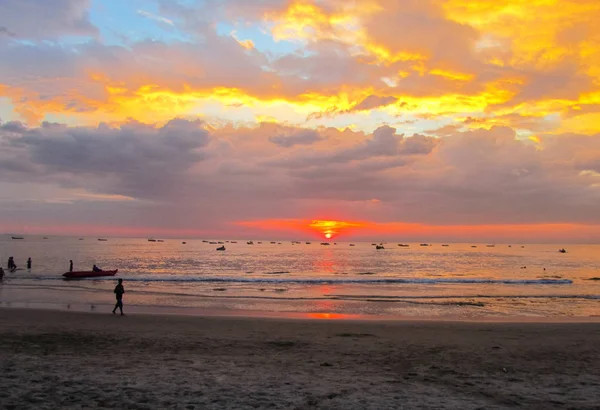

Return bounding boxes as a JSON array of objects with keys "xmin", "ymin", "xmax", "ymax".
[
  {"xmin": 112, "ymin": 279, "xmax": 125, "ymax": 316},
  {"xmin": 69, "ymin": 260, "xmax": 73, "ymax": 272},
  {"xmin": 27, "ymin": 258, "xmax": 32, "ymax": 270},
  {"xmin": 0, "ymin": 267, "xmax": 4, "ymax": 281},
  {"xmin": 92, "ymin": 264, "xmax": 102, "ymax": 272}
]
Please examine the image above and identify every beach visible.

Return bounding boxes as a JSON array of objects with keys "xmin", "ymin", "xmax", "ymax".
[{"xmin": 0, "ymin": 309, "xmax": 599, "ymax": 409}]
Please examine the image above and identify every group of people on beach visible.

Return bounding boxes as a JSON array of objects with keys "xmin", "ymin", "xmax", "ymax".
[{"xmin": 5, "ymin": 256, "xmax": 32, "ymax": 272}]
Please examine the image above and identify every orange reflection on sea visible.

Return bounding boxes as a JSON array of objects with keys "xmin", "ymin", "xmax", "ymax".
[{"xmin": 306, "ymin": 312, "xmax": 358, "ymax": 320}]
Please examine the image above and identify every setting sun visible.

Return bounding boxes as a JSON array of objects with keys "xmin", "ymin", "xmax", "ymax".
[{"xmin": 325, "ymin": 233, "xmax": 332, "ymax": 239}]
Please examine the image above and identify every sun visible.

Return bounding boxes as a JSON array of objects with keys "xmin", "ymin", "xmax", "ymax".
[{"xmin": 325, "ymin": 233, "xmax": 332, "ymax": 239}]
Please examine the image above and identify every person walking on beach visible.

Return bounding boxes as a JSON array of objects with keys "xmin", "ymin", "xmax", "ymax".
[
  {"xmin": 69, "ymin": 260, "xmax": 73, "ymax": 272},
  {"xmin": 27, "ymin": 257, "xmax": 32, "ymax": 270},
  {"xmin": 0, "ymin": 267, "xmax": 4, "ymax": 281},
  {"xmin": 112, "ymin": 279, "xmax": 125, "ymax": 316}
]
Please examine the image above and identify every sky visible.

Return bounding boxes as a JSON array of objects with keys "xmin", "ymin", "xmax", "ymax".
[{"xmin": 0, "ymin": 0, "xmax": 600, "ymax": 242}]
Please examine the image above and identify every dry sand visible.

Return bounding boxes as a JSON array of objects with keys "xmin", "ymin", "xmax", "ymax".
[{"xmin": 0, "ymin": 309, "xmax": 599, "ymax": 409}]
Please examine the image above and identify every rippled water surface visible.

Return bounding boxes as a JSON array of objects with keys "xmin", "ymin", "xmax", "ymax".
[{"xmin": 1, "ymin": 235, "xmax": 599, "ymax": 318}]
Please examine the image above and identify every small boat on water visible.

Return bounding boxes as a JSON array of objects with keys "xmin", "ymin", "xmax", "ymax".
[
  {"xmin": 148, "ymin": 239, "xmax": 157, "ymax": 242},
  {"xmin": 43, "ymin": 237, "xmax": 48, "ymax": 239},
  {"xmin": 216, "ymin": 246, "xmax": 226, "ymax": 251},
  {"xmin": 231, "ymin": 241, "xmax": 238, "ymax": 244},
  {"xmin": 98, "ymin": 239, "xmax": 108, "ymax": 241},
  {"xmin": 63, "ymin": 269, "xmax": 118, "ymax": 279},
  {"xmin": 420, "ymin": 244, "xmax": 429, "ymax": 247},
  {"xmin": 209, "ymin": 241, "xmax": 217, "ymax": 244},
  {"xmin": 306, "ymin": 242, "xmax": 311, "ymax": 245},
  {"xmin": 79, "ymin": 238, "xmax": 84, "ymax": 241},
  {"xmin": 376, "ymin": 245, "xmax": 385, "ymax": 249},
  {"xmin": 157, "ymin": 240, "xmax": 164, "ymax": 243},
  {"xmin": 182, "ymin": 242, "xmax": 187, "ymax": 244},
  {"xmin": 320, "ymin": 242, "xmax": 330, "ymax": 246},
  {"xmin": 398, "ymin": 244, "xmax": 409, "ymax": 247},
  {"xmin": 559, "ymin": 248, "xmax": 567, "ymax": 253},
  {"xmin": 11, "ymin": 236, "xmax": 24, "ymax": 240},
  {"xmin": 349, "ymin": 244, "xmax": 355, "ymax": 246},
  {"xmin": 247, "ymin": 241, "xmax": 254, "ymax": 245}
]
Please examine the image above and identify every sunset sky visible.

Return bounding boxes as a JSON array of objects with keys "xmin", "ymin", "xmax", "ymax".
[{"xmin": 1, "ymin": 0, "xmax": 600, "ymax": 242}]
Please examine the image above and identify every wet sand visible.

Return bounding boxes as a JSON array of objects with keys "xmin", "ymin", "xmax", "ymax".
[{"xmin": 0, "ymin": 308, "xmax": 599, "ymax": 409}]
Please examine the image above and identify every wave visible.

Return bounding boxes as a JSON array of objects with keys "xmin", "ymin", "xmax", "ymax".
[{"xmin": 18, "ymin": 276, "xmax": 573, "ymax": 285}]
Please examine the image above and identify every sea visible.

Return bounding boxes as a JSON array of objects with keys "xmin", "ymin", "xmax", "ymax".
[{"xmin": 1, "ymin": 235, "xmax": 599, "ymax": 320}]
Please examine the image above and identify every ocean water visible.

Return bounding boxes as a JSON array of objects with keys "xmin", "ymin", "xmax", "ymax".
[{"xmin": 1, "ymin": 235, "xmax": 599, "ymax": 319}]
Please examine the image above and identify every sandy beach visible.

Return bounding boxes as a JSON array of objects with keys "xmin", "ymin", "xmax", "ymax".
[{"xmin": 0, "ymin": 309, "xmax": 599, "ymax": 409}]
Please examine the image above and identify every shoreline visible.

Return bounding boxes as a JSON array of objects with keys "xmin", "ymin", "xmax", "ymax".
[
  {"xmin": 1, "ymin": 308, "xmax": 599, "ymax": 409},
  {"xmin": 2, "ymin": 303, "xmax": 600, "ymax": 324}
]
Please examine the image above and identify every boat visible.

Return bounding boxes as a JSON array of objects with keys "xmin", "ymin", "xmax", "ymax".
[
  {"xmin": 398, "ymin": 244, "xmax": 409, "ymax": 247},
  {"xmin": 218, "ymin": 242, "xmax": 224, "ymax": 244},
  {"xmin": 306, "ymin": 242, "xmax": 311, "ymax": 245},
  {"xmin": 148, "ymin": 239, "xmax": 157, "ymax": 242},
  {"xmin": 320, "ymin": 242, "xmax": 330, "ymax": 245},
  {"xmin": 420, "ymin": 244, "xmax": 429, "ymax": 247},
  {"xmin": 216, "ymin": 246, "xmax": 226, "ymax": 251},
  {"xmin": 231, "ymin": 241, "xmax": 238, "ymax": 244},
  {"xmin": 376, "ymin": 245, "xmax": 385, "ymax": 249},
  {"xmin": 43, "ymin": 237, "xmax": 48, "ymax": 239},
  {"xmin": 182, "ymin": 242, "xmax": 187, "ymax": 244},
  {"xmin": 270, "ymin": 241, "xmax": 276, "ymax": 244},
  {"xmin": 98, "ymin": 239, "xmax": 108, "ymax": 241},
  {"xmin": 209, "ymin": 242, "xmax": 217, "ymax": 244},
  {"xmin": 442, "ymin": 244, "xmax": 449, "ymax": 247},
  {"xmin": 11, "ymin": 236, "xmax": 24, "ymax": 240},
  {"xmin": 79, "ymin": 238, "xmax": 84, "ymax": 241},
  {"xmin": 257, "ymin": 242, "xmax": 262, "ymax": 244},
  {"xmin": 558, "ymin": 248, "xmax": 567, "ymax": 253},
  {"xmin": 63, "ymin": 269, "xmax": 118, "ymax": 279},
  {"xmin": 486, "ymin": 245, "xmax": 495, "ymax": 247},
  {"xmin": 349, "ymin": 244, "xmax": 355, "ymax": 246},
  {"xmin": 471, "ymin": 245, "xmax": 477, "ymax": 248},
  {"xmin": 157, "ymin": 240, "xmax": 164, "ymax": 243},
  {"xmin": 247, "ymin": 241, "xmax": 254, "ymax": 245}
]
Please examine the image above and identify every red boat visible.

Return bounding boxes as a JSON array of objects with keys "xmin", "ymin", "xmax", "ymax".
[{"xmin": 62, "ymin": 269, "xmax": 118, "ymax": 279}]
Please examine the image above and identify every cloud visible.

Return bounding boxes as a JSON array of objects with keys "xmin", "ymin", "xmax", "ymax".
[
  {"xmin": 0, "ymin": 0, "xmax": 97, "ymax": 40},
  {"xmin": 269, "ymin": 129, "xmax": 323, "ymax": 147},
  {"xmin": 1, "ymin": 118, "xmax": 600, "ymax": 239},
  {"xmin": 137, "ymin": 10, "xmax": 174, "ymax": 26}
]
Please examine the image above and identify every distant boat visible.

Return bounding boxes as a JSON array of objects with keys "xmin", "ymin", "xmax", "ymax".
[
  {"xmin": 306, "ymin": 242, "xmax": 311, "ymax": 244},
  {"xmin": 320, "ymin": 242, "xmax": 330, "ymax": 246},
  {"xmin": 218, "ymin": 242, "xmax": 224, "ymax": 244},
  {"xmin": 209, "ymin": 242, "xmax": 217, "ymax": 244},
  {"xmin": 376, "ymin": 245, "xmax": 385, "ymax": 249},
  {"xmin": 11, "ymin": 236, "xmax": 24, "ymax": 240},
  {"xmin": 270, "ymin": 241, "xmax": 276, "ymax": 244},
  {"xmin": 43, "ymin": 237, "xmax": 48, "ymax": 239},
  {"xmin": 247, "ymin": 241, "xmax": 254, "ymax": 245},
  {"xmin": 398, "ymin": 244, "xmax": 409, "ymax": 247},
  {"xmin": 79, "ymin": 238, "xmax": 84, "ymax": 241},
  {"xmin": 350, "ymin": 244, "xmax": 355, "ymax": 246},
  {"xmin": 148, "ymin": 239, "xmax": 157, "ymax": 242},
  {"xmin": 231, "ymin": 241, "xmax": 238, "ymax": 244},
  {"xmin": 420, "ymin": 244, "xmax": 429, "ymax": 247},
  {"xmin": 216, "ymin": 246, "xmax": 226, "ymax": 251},
  {"xmin": 559, "ymin": 248, "xmax": 567, "ymax": 253},
  {"xmin": 442, "ymin": 244, "xmax": 449, "ymax": 247},
  {"xmin": 182, "ymin": 242, "xmax": 187, "ymax": 244},
  {"xmin": 486, "ymin": 245, "xmax": 495, "ymax": 247},
  {"xmin": 257, "ymin": 242, "xmax": 262, "ymax": 244},
  {"xmin": 508, "ymin": 245, "xmax": 512, "ymax": 247},
  {"xmin": 157, "ymin": 240, "xmax": 164, "ymax": 243},
  {"xmin": 202, "ymin": 240, "xmax": 209, "ymax": 243},
  {"xmin": 98, "ymin": 239, "xmax": 108, "ymax": 241},
  {"xmin": 471, "ymin": 245, "xmax": 477, "ymax": 248},
  {"xmin": 371, "ymin": 243, "xmax": 377, "ymax": 246}
]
